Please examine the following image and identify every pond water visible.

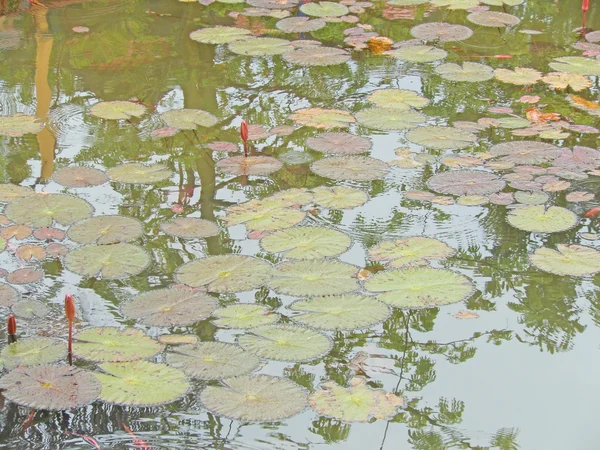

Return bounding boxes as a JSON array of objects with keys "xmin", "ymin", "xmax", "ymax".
[{"xmin": 0, "ymin": 0, "xmax": 599, "ymax": 448}]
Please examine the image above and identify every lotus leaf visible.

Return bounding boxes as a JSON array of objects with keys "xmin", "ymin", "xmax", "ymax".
[
  {"xmin": 407, "ymin": 126, "xmax": 477, "ymax": 150},
  {"xmin": 356, "ymin": 108, "xmax": 426, "ymax": 131},
  {"xmin": 410, "ymin": 22, "xmax": 473, "ymax": 42},
  {"xmin": 300, "ymin": 1, "xmax": 349, "ymax": 17},
  {"xmin": 0, "ymin": 338, "xmax": 66, "ymax": 369},
  {"xmin": 312, "ymin": 186, "xmax": 368, "ymax": 209},
  {"xmin": 529, "ymin": 244, "xmax": 600, "ymax": 276},
  {"xmin": 494, "ymin": 67, "xmax": 542, "ymax": 85},
  {"xmin": 507, "ymin": 205, "xmax": 578, "ymax": 233},
  {"xmin": 229, "ymin": 37, "xmax": 293, "ymax": 56},
  {"xmin": 190, "ymin": 26, "xmax": 252, "ymax": 44},
  {"xmin": 212, "ymin": 304, "xmax": 279, "ymax": 328},
  {"xmin": 467, "ymin": 11, "xmax": 520, "ymax": 27},
  {"xmin": 0, "ymin": 184, "xmax": 34, "ymax": 202},
  {"xmin": 68, "ymin": 215, "xmax": 143, "ymax": 245},
  {"xmin": 367, "ymin": 89, "xmax": 430, "ymax": 109},
  {"xmin": 427, "ymin": 170, "xmax": 505, "ymax": 196},
  {"xmin": 224, "ymin": 199, "xmax": 306, "ymax": 230},
  {"xmin": 289, "ymin": 108, "xmax": 355, "ymax": 129},
  {"xmin": 12, "ymin": 300, "xmax": 48, "ymax": 319},
  {"xmin": 0, "ymin": 114, "xmax": 44, "ymax": 136},
  {"xmin": 489, "ymin": 141, "xmax": 560, "ymax": 164},
  {"xmin": 385, "ymin": 45, "xmax": 447, "ymax": 62},
  {"xmin": 542, "ymin": 72, "xmax": 592, "ymax": 91},
  {"xmin": 6, "ymin": 194, "xmax": 93, "ymax": 227},
  {"xmin": 107, "ymin": 163, "xmax": 172, "ymax": 184},
  {"xmin": 307, "ymin": 132, "xmax": 372, "ymax": 155},
  {"xmin": 549, "ymin": 57, "xmax": 600, "ymax": 76},
  {"xmin": 284, "ymin": 47, "xmax": 350, "ymax": 66},
  {"xmin": 431, "ymin": 0, "xmax": 479, "ymax": 9},
  {"xmin": 89, "ymin": 101, "xmax": 146, "ymax": 120},
  {"xmin": 160, "ymin": 109, "xmax": 218, "ymax": 130},
  {"xmin": 201, "ymin": 375, "xmax": 308, "ymax": 421},
  {"xmin": 369, "ymin": 237, "xmax": 456, "ymax": 268},
  {"xmin": 260, "ymin": 226, "xmax": 351, "ymax": 259},
  {"xmin": 65, "ymin": 243, "xmax": 150, "ymax": 279},
  {"xmin": 176, "ymin": 255, "xmax": 272, "ymax": 292},
  {"xmin": 276, "ymin": 17, "xmax": 326, "ymax": 33},
  {"xmin": 514, "ymin": 191, "xmax": 549, "ymax": 205},
  {"xmin": 435, "ymin": 62, "xmax": 494, "ymax": 82},
  {"xmin": 216, "ymin": 156, "xmax": 283, "ymax": 175},
  {"xmin": 365, "ymin": 267, "xmax": 474, "ymax": 309},
  {"xmin": 52, "ymin": 166, "xmax": 108, "ymax": 187},
  {"xmin": 0, "ymin": 283, "xmax": 18, "ymax": 307},
  {"xmin": 311, "ymin": 156, "xmax": 390, "ymax": 181},
  {"xmin": 74, "ymin": 327, "xmax": 163, "ymax": 362},
  {"xmin": 160, "ymin": 217, "xmax": 219, "ymax": 239}
]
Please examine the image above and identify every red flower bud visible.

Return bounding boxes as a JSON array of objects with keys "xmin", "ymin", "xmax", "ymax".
[
  {"xmin": 7, "ymin": 314, "xmax": 16, "ymax": 336},
  {"xmin": 240, "ymin": 120, "xmax": 249, "ymax": 143},
  {"xmin": 65, "ymin": 294, "xmax": 76, "ymax": 321},
  {"xmin": 583, "ymin": 0, "xmax": 590, "ymax": 12}
]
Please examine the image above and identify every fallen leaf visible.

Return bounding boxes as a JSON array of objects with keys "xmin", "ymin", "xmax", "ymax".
[
  {"xmin": 453, "ymin": 310, "xmax": 479, "ymax": 319},
  {"xmin": 519, "ymin": 95, "xmax": 540, "ymax": 103},
  {"xmin": 566, "ymin": 191, "xmax": 595, "ymax": 202},
  {"xmin": 353, "ymin": 268, "xmax": 372, "ymax": 280}
]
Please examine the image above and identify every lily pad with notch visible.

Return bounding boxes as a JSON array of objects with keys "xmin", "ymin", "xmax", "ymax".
[
  {"xmin": 300, "ymin": 1, "xmax": 349, "ymax": 17},
  {"xmin": 307, "ymin": 132, "xmax": 372, "ymax": 155},
  {"xmin": 89, "ymin": 101, "xmax": 146, "ymax": 120},
  {"xmin": 435, "ymin": 62, "xmax": 494, "ymax": 82},
  {"xmin": 5, "ymin": 194, "xmax": 93, "ymax": 228},
  {"xmin": 467, "ymin": 11, "xmax": 520, "ymax": 27},
  {"xmin": 74, "ymin": 327, "xmax": 163, "ymax": 362},
  {"xmin": 507, "ymin": 205, "xmax": 578, "ymax": 233},
  {"xmin": 407, "ymin": 126, "xmax": 477, "ymax": 150},
  {"xmin": 410, "ymin": 22, "xmax": 473, "ymax": 42},
  {"xmin": 229, "ymin": 37, "xmax": 293, "ymax": 56},
  {"xmin": 160, "ymin": 217, "xmax": 219, "ymax": 239},
  {"xmin": 385, "ymin": 45, "xmax": 447, "ymax": 63},
  {"xmin": 289, "ymin": 108, "xmax": 355, "ymax": 129},
  {"xmin": 284, "ymin": 46, "xmax": 350, "ymax": 67},
  {"xmin": 369, "ymin": 236, "xmax": 456, "ymax": 268},
  {"xmin": 224, "ymin": 199, "xmax": 306, "ymax": 231},
  {"xmin": 0, "ymin": 184, "xmax": 34, "ymax": 203},
  {"xmin": 489, "ymin": 141, "xmax": 560, "ymax": 165},
  {"xmin": 65, "ymin": 243, "xmax": 150, "ymax": 279},
  {"xmin": 312, "ymin": 186, "xmax": 368, "ymax": 209},
  {"xmin": 52, "ymin": 167, "xmax": 108, "ymax": 187},
  {"xmin": 356, "ymin": 108, "xmax": 426, "ymax": 131},
  {"xmin": 529, "ymin": 244, "xmax": 600, "ymax": 276},
  {"xmin": 0, "ymin": 283, "xmax": 18, "ymax": 307},
  {"xmin": 367, "ymin": 89, "xmax": 430, "ymax": 109},
  {"xmin": 427, "ymin": 170, "xmax": 506, "ymax": 196},
  {"xmin": 310, "ymin": 156, "xmax": 389, "ymax": 181},
  {"xmin": 107, "ymin": 163, "xmax": 172, "ymax": 184},
  {"xmin": 68, "ymin": 215, "xmax": 143, "ymax": 245},
  {"xmin": 260, "ymin": 226, "xmax": 351, "ymax": 259},
  {"xmin": 12, "ymin": 300, "xmax": 48, "ymax": 319},
  {"xmin": 189, "ymin": 26, "xmax": 252, "ymax": 44},
  {"xmin": 160, "ymin": 109, "xmax": 218, "ymax": 130},
  {"xmin": 276, "ymin": 17, "xmax": 326, "ymax": 33},
  {"xmin": 216, "ymin": 156, "xmax": 283, "ymax": 176},
  {"xmin": 211, "ymin": 304, "xmax": 279, "ymax": 329},
  {"xmin": 0, "ymin": 338, "xmax": 66, "ymax": 370},
  {"xmin": 0, "ymin": 114, "xmax": 44, "ymax": 137}
]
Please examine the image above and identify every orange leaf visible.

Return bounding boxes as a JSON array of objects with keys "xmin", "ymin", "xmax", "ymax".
[
  {"xmin": 452, "ymin": 310, "xmax": 479, "ymax": 319},
  {"xmin": 569, "ymin": 95, "xmax": 600, "ymax": 110},
  {"xmin": 367, "ymin": 37, "xmax": 393, "ymax": 55}
]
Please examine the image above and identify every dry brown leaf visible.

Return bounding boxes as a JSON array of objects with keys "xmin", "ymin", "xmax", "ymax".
[{"xmin": 453, "ymin": 310, "xmax": 479, "ymax": 319}]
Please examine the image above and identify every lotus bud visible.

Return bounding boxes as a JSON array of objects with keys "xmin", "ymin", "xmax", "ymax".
[
  {"xmin": 7, "ymin": 314, "xmax": 16, "ymax": 344},
  {"xmin": 582, "ymin": 0, "xmax": 589, "ymax": 12},
  {"xmin": 65, "ymin": 294, "xmax": 75, "ymax": 321},
  {"xmin": 240, "ymin": 120, "xmax": 249, "ymax": 142}
]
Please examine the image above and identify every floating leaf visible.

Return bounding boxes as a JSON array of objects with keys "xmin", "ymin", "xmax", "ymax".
[
  {"xmin": 200, "ymin": 375, "xmax": 308, "ymax": 421},
  {"xmin": 300, "ymin": 1, "xmax": 349, "ymax": 17},
  {"xmin": 89, "ymin": 101, "xmax": 146, "ymax": 120},
  {"xmin": 549, "ymin": 57, "xmax": 600, "ymax": 76},
  {"xmin": 312, "ymin": 186, "xmax": 368, "ymax": 209},
  {"xmin": 356, "ymin": 108, "xmax": 426, "ymax": 131},
  {"xmin": 407, "ymin": 126, "xmax": 477, "ymax": 150},
  {"xmin": 494, "ymin": 67, "xmax": 542, "ymax": 85},
  {"xmin": 552, "ymin": 146, "xmax": 600, "ymax": 171},
  {"xmin": 0, "ymin": 114, "xmax": 44, "ymax": 137},
  {"xmin": 68, "ymin": 215, "xmax": 143, "ymax": 245},
  {"xmin": 289, "ymin": 108, "xmax": 355, "ymax": 129},
  {"xmin": 542, "ymin": 72, "xmax": 591, "ymax": 91},
  {"xmin": 167, "ymin": 342, "xmax": 262, "ymax": 380},
  {"xmin": 158, "ymin": 335, "xmax": 198, "ymax": 345},
  {"xmin": 507, "ymin": 205, "xmax": 578, "ymax": 233},
  {"xmin": 284, "ymin": 47, "xmax": 350, "ymax": 66},
  {"xmin": 0, "ymin": 184, "xmax": 34, "ymax": 202},
  {"xmin": 160, "ymin": 109, "xmax": 218, "ymax": 130},
  {"xmin": 74, "ymin": 327, "xmax": 163, "ymax": 362},
  {"xmin": 212, "ymin": 304, "xmax": 278, "ymax": 329},
  {"xmin": 224, "ymin": 199, "xmax": 306, "ymax": 231},
  {"xmin": 365, "ymin": 267, "xmax": 474, "ymax": 309},
  {"xmin": 238, "ymin": 324, "xmax": 332, "ymax": 361},
  {"xmin": 566, "ymin": 191, "xmax": 594, "ymax": 202},
  {"xmin": 160, "ymin": 217, "xmax": 219, "ymax": 239},
  {"xmin": 0, "ymin": 365, "xmax": 101, "ymax": 410},
  {"xmin": 427, "ymin": 170, "xmax": 505, "ymax": 196},
  {"xmin": 310, "ymin": 378, "xmax": 403, "ymax": 422},
  {"xmin": 276, "ymin": 16, "xmax": 326, "ymax": 32},
  {"xmin": 52, "ymin": 167, "xmax": 108, "ymax": 187},
  {"xmin": 189, "ymin": 26, "xmax": 252, "ymax": 44},
  {"xmin": 0, "ymin": 283, "xmax": 18, "ymax": 307},
  {"xmin": 122, "ymin": 288, "xmax": 217, "ymax": 327},
  {"xmin": 489, "ymin": 141, "xmax": 560, "ymax": 164},
  {"xmin": 268, "ymin": 188, "xmax": 314, "ymax": 205},
  {"xmin": 6, "ymin": 268, "xmax": 43, "ymax": 284},
  {"xmin": 481, "ymin": 0, "xmax": 523, "ymax": 4},
  {"xmin": 107, "ymin": 163, "xmax": 172, "ymax": 184},
  {"xmin": 260, "ymin": 226, "xmax": 351, "ymax": 259},
  {"xmin": 431, "ymin": 0, "xmax": 479, "ymax": 9},
  {"xmin": 369, "ymin": 237, "xmax": 456, "ymax": 268},
  {"xmin": 65, "ymin": 243, "xmax": 150, "ymax": 279},
  {"xmin": 311, "ymin": 156, "xmax": 389, "ymax": 181},
  {"xmin": 514, "ymin": 191, "xmax": 549, "ymax": 205},
  {"xmin": 435, "ymin": 62, "xmax": 494, "ymax": 82},
  {"xmin": 457, "ymin": 195, "xmax": 489, "ymax": 206},
  {"xmin": 1, "ymin": 225, "xmax": 32, "ymax": 240},
  {"xmin": 453, "ymin": 310, "xmax": 479, "ymax": 319},
  {"xmin": 0, "ymin": 338, "xmax": 66, "ymax": 370},
  {"xmin": 34, "ymin": 227, "xmax": 65, "ymax": 241},
  {"xmin": 268, "ymin": 260, "xmax": 358, "ymax": 296},
  {"xmin": 6, "ymin": 194, "xmax": 93, "ymax": 228},
  {"xmin": 387, "ymin": 0, "xmax": 428, "ymax": 4},
  {"xmin": 176, "ymin": 255, "xmax": 272, "ymax": 293},
  {"xmin": 248, "ymin": 0, "xmax": 299, "ymax": 8},
  {"xmin": 289, "ymin": 295, "xmax": 390, "ymax": 330},
  {"xmin": 529, "ymin": 244, "xmax": 600, "ymax": 276},
  {"xmin": 15, "ymin": 245, "xmax": 46, "ymax": 261},
  {"xmin": 95, "ymin": 361, "xmax": 189, "ymax": 406},
  {"xmin": 12, "ymin": 300, "xmax": 48, "ymax": 319},
  {"xmin": 216, "ymin": 156, "xmax": 283, "ymax": 175},
  {"xmin": 229, "ymin": 37, "xmax": 292, "ymax": 56},
  {"xmin": 306, "ymin": 132, "xmax": 372, "ymax": 155},
  {"xmin": 367, "ymin": 89, "xmax": 430, "ymax": 109},
  {"xmin": 385, "ymin": 45, "xmax": 447, "ymax": 62},
  {"xmin": 410, "ymin": 22, "xmax": 473, "ymax": 42},
  {"xmin": 467, "ymin": 11, "xmax": 520, "ymax": 27}
]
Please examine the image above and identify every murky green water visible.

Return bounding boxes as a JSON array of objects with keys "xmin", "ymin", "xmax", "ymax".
[{"xmin": 0, "ymin": 0, "xmax": 599, "ymax": 448}]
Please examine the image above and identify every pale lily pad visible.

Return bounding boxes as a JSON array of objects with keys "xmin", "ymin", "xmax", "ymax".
[
  {"xmin": 307, "ymin": 132, "xmax": 372, "ymax": 155},
  {"xmin": 311, "ymin": 156, "xmax": 390, "ymax": 181},
  {"xmin": 176, "ymin": 255, "xmax": 272, "ymax": 293},
  {"xmin": 552, "ymin": 146, "xmax": 600, "ymax": 171},
  {"xmin": 514, "ymin": 191, "xmax": 549, "ymax": 205},
  {"xmin": 385, "ymin": 45, "xmax": 447, "ymax": 62},
  {"xmin": 542, "ymin": 72, "xmax": 592, "ymax": 91},
  {"xmin": 160, "ymin": 109, "xmax": 218, "ymax": 130},
  {"xmin": 216, "ymin": 156, "xmax": 283, "ymax": 175},
  {"xmin": 238, "ymin": 324, "xmax": 332, "ymax": 361},
  {"xmin": 369, "ymin": 237, "xmax": 456, "ymax": 268},
  {"xmin": 481, "ymin": 0, "xmax": 523, "ymax": 4},
  {"xmin": 167, "ymin": 342, "xmax": 262, "ymax": 379},
  {"xmin": 0, "ymin": 184, "xmax": 34, "ymax": 202},
  {"xmin": 200, "ymin": 375, "xmax": 308, "ymax": 421},
  {"xmin": 0, "ymin": 114, "xmax": 44, "ymax": 137},
  {"xmin": 248, "ymin": 0, "xmax": 299, "ymax": 9},
  {"xmin": 1, "ymin": 225, "xmax": 32, "ymax": 240},
  {"xmin": 300, "ymin": 1, "xmax": 349, "ymax": 17},
  {"xmin": 268, "ymin": 260, "xmax": 359, "ymax": 296},
  {"xmin": 68, "ymin": 215, "xmax": 143, "ymax": 245},
  {"xmin": 189, "ymin": 26, "xmax": 252, "ymax": 44},
  {"xmin": 367, "ymin": 89, "xmax": 430, "ymax": 109},
  {"xmin": 6, "ymin": 194, "xmax": 93, "ymax": 227},
  {"xmin": 107, "ymin": 163, "xmax": 172, "ymax": 184},
  {"xmin": 312, "ymin": 186, "xmax": 368, "ymax": 209},
  {"xmin": 507, "ymin": 205, "xmax": 578, "ymax": 233},
  {"xmin": 387, "ymin": 0, "xmax": 428, "ymax": 4},
  {"xmin": 457, "ymin": 195, "xmax": 489, "ymax": 206},
  {"xmin": 74, "ymin": 327, "xmax": 163, "ymax": 362},
  {"xmin": 431, "ymin": 0, "xmax": 479, "ymax": 9},
  {"xmin": 212, "ymin": 304, "xmax": 278, "ymax": 329},
  {"xmin": 365, "ymin": 267, "xmax": 474, "ymax": 309},
  {"xmin": 160, "ymin": 217, "xmax": 219, "ymax": 239},
  {"xmin": 435, "ymin": 62, "xmax": 494, "ymax": 82},
  {"xmin": 497, "ymin": 117, "xmax": 530, "ymax": 129},
  {"xmin": 289, "ymin": 108, "xmax": 355, "ymax": 129},
  {"xmin": 494, "ymin": 67, "xmax": 542, "ymax": 85},
  {"xmin": 490, "ymin": 141, "xmax": 560, "ymax": 164},
  {"xmin": 12, "ymin": 300, "xmax": 48, "ymax": 319},
  {"xmin": 121, "ymin": 288, "xmax": 217, "ymax": 327},
  {"xmin": 268, "ymin": 188, "xmax": 314, "ymax": 205},
  {"xmin": 310, "ymin": 378, "xmax": 403, "ymax": 422},
  {"xmin": 95, "ymin": 361, "xmax": 189, "ymax": 406},
  {"xmin": 284, "ymin": 47, "xmax": 350, "ymax": 66},
  {"xmin": 289, "ymin": 295, "xmax": 390, "ymax": 330},
  {"xmin": 65, "ymin": 243, "xmax": 150, "ymax": 279},
  {"xmin": 467, "ymin": 11, "xmax": 520, "ymax": 27},
  {"xmin": 6, "ymin": 268, "xmax": 43, "ymax": 284},
  {"xmin": 427, "ymin": 170, "xmax": 505, "ymax": 196},
  {"xmin": 260, "ymin": 226, "xmax": 351, "ymax": 259},
  {"xmin": 52, "ymin": 167, "xmax": 108, "ymax": 187},
  {"xmin": 279, "ymin": 151, "xmax": 313, "ymax": 165},
  {"xmin": 0, "ymin": 365, "xmax": 101, "ymax": 410},
  {"xmin": 0, "ymin": 283, "xmax": 18, "ymax": 307},
  {"xmin": 549, "ymin": 57, "xmax": 600, "ymax": 76},
  {"xmin": 224, "ymin": 199, "xmax": 306, "ymax": 231},
  {"xmin": 276, "ymin": 17, "xmax": 326, "ymax": 32},
  {"xmin": 356, "ymin": 108, "xmax": 426, "ymax": 131},
  {"xmin": 89, "ymin": 101, "xmax": 146, "ymax": 120},
  {"xmin": 529, "ymin": 245, "xmax": 600, "ymax": 276},
  {"xmin": 410, "ymin": 22, "xmax": 473, "ymax": 42},
  {"xmin": 229, "ymin": 37, "xmax": 292, "ymax": 56},
  {"xmin": 0, "ymin": 338, "xmax": 66, "ymax": 370},
  {"xmin": 158, "ymin": 335, "xmax": 198, "ymax": 345},
  {"xmin": 407, "ymin": 126, "xmax": 477, "ymax": 150}
]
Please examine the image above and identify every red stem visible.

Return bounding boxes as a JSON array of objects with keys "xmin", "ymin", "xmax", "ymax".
[{"xmin": 68, "ymin": 319, "xmax": 73, "ymax": 365}]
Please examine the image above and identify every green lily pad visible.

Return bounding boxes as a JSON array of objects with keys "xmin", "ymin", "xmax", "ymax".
[
  {"xmin": 431, "ymin": 0, "xmax": 479, "ymax": 9},
  {"xmin": 435, "ymin": 62, "xmax": 494, "ymax": 82},
  {"xmin": 300, "ymin": 1, "xmax": 349, "ymax": 17},
  {"xmin": 52, "ymin": 166, "xmax": 108, "ymax": 188},
  {"xmin": 12, "ymin": 300, "xmax": 49, "ymax": 319},
  {"xmin": 229, "ymin": 37, "xmax": 292, "ymax": 56},
  {"xmin": 212, "ymin": 304, "xmax": 279, "ymax": 329},
  {"xmin": 385, "ymin": 45, "xmax": 447, "ymax": 62},
  {"xmin": 507, "ymin": 205, "xmax": 578, "ymax": 233},
  {"xmin": 0, "ymin": 338, "xmax": 67, "ymax": 370},
  {"xmin": 529, "ymin": 244, "xmax": 600, "ymax": 276},
  {"xmin": 410, "ymin": 22, "xmax": 473, "ymax": 42},
  {"xmin": 276, "ymin": 17, "xmax": 326, "ymax": 33},
  {"xmin": 310, "ymin": 378, "xmax": 403, "ymax": 422},
  {"xmin": 0, "ymin": 283, "xmax": 18, "ymax": 307},
  {"xmin": 387, "ymin": 0, "xmax": 427, "ymax": 4},
  {"xmin": 356, "ymin": 108, "xmax": 427, "ymax": 131},
  {"xmin": 238, "ymin": 324, "xmax": 332, "ymax": 362},
  {"xmin": 176, "ymin": 255, "xmax": 272, "ymax": 292},
  {"xmin": 457, "ymin": 195, "xmax": 489, "ymax": 206},
  {"xmin": 467, "ymin": 11, "xmax": 520, "ymax": 27},
  {"xmin": 65, "ymin": 243, "xmax": 150, "ymax": 279},
  {"xmin": 166, "ymin": 342, "xmax": 262, "ymax": 379},
  {"xmin": 0, "ymin": 365, "xmax": 101, "ymax": 410},
  {"xmin": 289, "ymin": 295, "xmax": 390, "ymax": 330},
  {"xmin": 5, "ymin": 194, "xmax": 93, "ymax": 227},
  {"xmin": 160, "ymin": 109, "xmax": 218, "ymax": 130},
  {"xmin": 365, "ymin": 267, "xmax": 475, "ymax": 309},
  {"xmin": 427, "ymin": 170, "xmax": 506, "ymax": 196},
  {"xmin": 369, "ymin": 237, "xmax": 456, "ymax": 268},
  {"xmin": 200, "ymin": 375, "xmax": 308, "ymax": 421},
  {"xmin": 269, "ymin": 260, "xmax": 359, "ymax": 296},
  {"xmin": 107, "ymin": 163, "xmax": 172, "ymax": 184},
  {"xmin": 95, "ymin": 361, "xmax": 189, "ymax": 406},
  {"xmin": 284, "ymin": 47, "xmax": 351, "ymax": 66},
  {"xmin": 216, "ymin": 156, "xmax": 283, "ymax": 175},
  {"xmin": 407, "ymin": 126, "xmax": 477, "ymax": 150},
  {"xmin": 121, "ymin": 288, "xmax": 217, "ymax": 327},
  {"xmin": 89, "ymin": 101, "xmax": 146, "ymax": 120},
  {"xmin": 224, "ymin": 199, "xmax": 306, "ymax": 231},
  {"xmin": 68, "ymin": 215, "xmax": 143, "ymax": 245},
  {"xmin": 310, "ymin": 156, "xmax": 390, "ymax": 181},
  {"xmin": 312, "ymin": 186, "xmax": 368, "ymax": 209},
  {"xmin": 549, "ymin": 57, "xmax": 600, "ymax": 76},
  {"xmin": 490, "ymin": 141, "xmax": 561, "ymax": 164},
  {"xmin": 279, "ymin": 150, "xmax": 314, "ymax": 165},
  {"xmin": 74, "ymin": 327, "xmax": 163, "ymax": 362},
  {"xmin": 160, "ymin": 217, "xmax": 219, "ymax": 239},
  {"xmin": 0, "ymin": 114, "xmax": 44, "ymax": 137},
  {"xmin": 189, "ymin": 26, "xmax": 252, "ymax": 44},
  {"xmin": 367, "ymin": 89, "xmax": 430, "ymax": 109},
  {"xmin": 261, "ymin": 226, "xmax": 351, "ymax": 259},
  {"xmin": 496, "ymin": 117, "xmax": 530, "ymax": 129},
  {"xmin": 514, "ymin": 191, "xmax": 549, "ymax": 205},
  {"xmin": 0, "ymin": 184, "xmax": 34, "ymax": 202},
  {"xmin": 306, "ymin": 132, "xmax": 372, "ymax": 155},
  {"xmin": 289, "ymin": 108, "xmax": 355, "ymax": 129},
  {"xmin": 494, "ymin": 67, "xmax": 542, "ymax": 85}
]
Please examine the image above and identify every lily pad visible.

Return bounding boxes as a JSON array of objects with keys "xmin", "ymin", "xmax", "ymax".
[
  {"xmin": 224, "ymin": 199, "xmax": 306, "ymax": 231},
  {"xmin": 0, "ymin": 114, "xmax": 44, "ymax": 137},
  {"xmin": 549, "ymin": 57, "xmax": 600, "ymax": 76},
  {"xmin": 212, "ymin": 304, "xmax": 279, "ymax": 329},
  {"xmin": 167, "ymin": 342, "xmax": 262, "ymax": 379},
  {"xmin": 467, "ymin": 11, "xmax": 520, "ymax": 27},
  {"xmin": 494, "ymin": 67, "xmax": 542, "ymax": 85},
  {"xmin": 0, "ymin": 225, "xmax": 31, "ymax": 240},
  {"xmin": 312, "ymin": 186, "xmax": 368, "ymax": 209},
  {"xmin": 514, "ymin": 190, "xmax": 549, "ymax": 205},
  {"xmin": 229, "ymin": 37, "xmax": 292, "ymax": 56},
  {"xmin": 95, "ymin": 361, "xmax": 189, "ymax": 406},
  {"xmin": 289, "ymin": 295, "xmax": 390, "ymax": 330},
  {"xmin": 435, "ymin": 62, "xmax": 494, "ymax": 82},
  {"xmin": 385, "ymin": 45, "xmax": 447, "ymax": 62},
  {"xmin": 0, "ymin": 283, "xmax": 18, "ymax": 307},
  {"xmin": 289, "ymin": 108, "xmax": 355, "ymax": 129},
  {"xmin": 284, "ymin": 47, "xmax": 350, "ymax": 66},
  {"xmin": 200, "ymin": 375, "xmax": 308, "ymax": 421},
  {"xmin": 189, "ymin": 26, "xmax": 252, "ymax": 44},
  {"xmin": 5, "ymin": 194, "xmax": 93, "ymax": 227},
  {"xmin": 52, "ymin": 167, "xmax": 108, "ymax": 187},
  {"xmin": 489, "ymin": 141, "xmax": 561, "ymax": 164},
  {"xmin": 107, "ymin": 163, "xmax": 172, "ymax": 184},
  {"xmin": 6, "ymin": 268, "xmax": 43, "ymax": 284},
  {"xmin": 121, "ymin": 288, "xmax": 217, "ymax": 327},
  {"xmin": 552, "ymin": 146, "xmax": 600, "ymax": 171},
  {"xmin": 529, "ymin": 244, "xmax": 600, "ymax": 276},
  {"xmin": 74, "ymin": 327, "xmax": 163, "ymax": 362},
  {"xmin": 410, "ymin": 22, "xmax": 473, "ymax": 42},
  {"xmin": 0, "ymin": 365, "xmax": 101, "ymax": 410},
  {"xmin": 12, "ymin": 300, "xmax": 48, "ymax": 319},
  {"xmin": 160, "ymin": 109, "xmax": 218, "ymax": 130},
  {"xmin": 507, "ymin": 205, "xmax": 578, "ymax": 233},
  {"xmin": 248, "ymin": 0, "xmax": 299, "ymax": 8},
  {"xmin": 427, "ymin": 170, "xmax": 505, "ymax": 196},
  {"xmin": 276, "ymin": 17, "xmax": 326, "ymax": 33},
  {"xmin": 306, "ymin": 132, "xmax": 372, "ymax": 155},
  {"xmin": 68, "ymin": 215, "xmax": 143, "ymax": 245},
  {"xmin": 542, "ymin": 72, "xmax": 592, "ymax": 91},
  {"xmin": 365, "ymin": 267, "xmax": 474, "ymax": 309},
  {"xmin": 160, "ymin": 217, "xmax": 219, "ymax": 239},
  {"xmin": 216, "ymin": 156, "xmax": 283, "ymax": 176},
  {"xmin": 0, "ymin": 184, "xmax": 34, "ymax": 202},
  {"xmin": 65, "ymin": 243, "xmax": 150, "ymax": 279},
  {"xmin": 431, "ymin": 0, "xmax": 479, "ymax": 9},
  {"xmin": 176, "ymin": 255, "xmax": 272, "ymax": 293},
  {"xmin": 300, "ymin": 1, "xmax": 349, "ymax": 17},
  {"xmin": 15, "ymin": 245, "xmax": 46, "ymax": 261},
  {"xmin": 356, "ymin": 108, "xmax": 426, "ymax": 131},
  {"xmin": 310, "ymin": 378, "xmax": 403, "ymax": 422},
  {"xmin": 407, "ymin": 126, "xmax": 477, "ymax": 150},
  {"xmin": 369, "ymin": 237, "xmax": 456, "ymax": 268},
  {"xmin": 367, "ymin": 89, "xmax": 430, "ymax": 109},
  {"xmin": 311, "ymin": 156, "xmax": 390, "ymax": 181},
  {"xmin": 238, "ymin": 324, "xmax": 332, "ymax": 361},
  {"xmin": 89, "ymin": 101, "xmax": 146, "ymax": 120},
  {"xmin": 260, "ymin": 226, "xmax": 351, "ymax": 259},
  {"xmin": 268, "ymin": 260, "xmax": 359, "ymax": 296},
  {"xmin": 481, "ymin": 0, "xmax": 523, "ymax": 4},
  {"xmin": 457, "ymin": 195, "xmax": 489, "ymax": 206},
  {"xmin": 0, "ymin": 338, "xmax": 66, "ymax": 370}
]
